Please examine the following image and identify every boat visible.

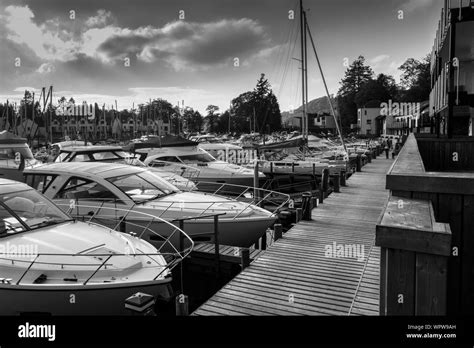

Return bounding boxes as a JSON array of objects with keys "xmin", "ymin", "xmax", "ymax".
[
  {"xmin": 0, "ymin": 178, "xmax": 192, "ymax": 315},
  {"xmin": 52, "ymin": 145, "xmax": 197, "ymax": 191},
  {"xmin": 125, "ymin": 135, "xmax": 266, "ymax": 189},
  {"xmin": 24, "ymin": 162, "xmax": 282, "ymax": 248},
  {"xmin": 0, "ymin": 131, "xmax": 40, "ymax": 181}
]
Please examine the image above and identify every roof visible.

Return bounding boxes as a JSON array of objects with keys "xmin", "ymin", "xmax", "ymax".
[
  {"xmin": 0, "ymin": 178, "xmax": 32, "ymax": 193},
  {"xmin": 0, "ymin": 131, "xmax": 27, "ymax": 145},
  {"xmin": 24, "ymin": 162, "xmax": 144, "ymax": 178},
  {"xmin": 59, "ymin": 145, "xmax": 123, "ymax": 153},
  {"xmin": 124, "ymin": 134, "xmax": 198, "ymax": 152}
]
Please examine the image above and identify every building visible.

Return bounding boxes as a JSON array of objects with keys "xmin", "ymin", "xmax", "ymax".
[
  {"xmin": 308, "ymin": 113, "xmax": 337, "ymax": 133},
  {"xmin": 429, "ymin": 0, "xmax": 474, "ymax": 136},
  {"xmin": 357, "ymin": 107, "xmax": 382, "ymax": 135}
]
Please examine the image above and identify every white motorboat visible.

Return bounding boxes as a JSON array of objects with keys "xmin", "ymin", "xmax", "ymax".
[
  {"xmin": 140, "ymin": 146, "xmax": 265, "ymax": 189},
  {"xmin": 53, "ymin": 145, "xmax": 197, "ymax": 191},
  {"xmin": 24, "ymin": 162, "xmax": 282, "ymax": 247},
  {"xmin": 0, "ymin": 131, "xmax": 40, "ymax": 181},
  {"xmin": 0, "ymin": 178, "xmax": 192, "ymax": 315}
]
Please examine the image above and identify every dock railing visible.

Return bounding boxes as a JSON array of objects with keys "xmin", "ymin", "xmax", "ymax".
[{"xmin": 378, "ymin": 133, "xmax": 474, "ymax": 315}]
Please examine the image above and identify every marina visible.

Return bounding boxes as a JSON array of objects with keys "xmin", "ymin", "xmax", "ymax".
[
  {"xmin": 1, "ymin": 0, "xmax": 474, "ymax": 345},
  {"xmin": 193, "ymin": 155, "xmax": 391, "ymax": 316}
]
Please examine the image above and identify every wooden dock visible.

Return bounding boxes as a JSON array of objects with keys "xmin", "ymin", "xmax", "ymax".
[{"xmin": 192, "ymin": 158, "xmax": 393, "ymax": 316}]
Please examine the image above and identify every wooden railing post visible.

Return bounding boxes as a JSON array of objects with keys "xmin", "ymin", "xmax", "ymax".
[
  {"xmin": 340, "ymin": 169, "xmax": 347, "ymax": 186},
  {"xmin": 356, "ymin": 155, "xmax": 362, "ymax": 172},
  {"xmin": 376, "ymin": 197, "xmax": 451, "ymax": 315},
  {"xmin": 333, "ymin": 173, "xmax": 340, "ymax": 193},
  {"xmin": 274, "ymin": 223, "xmax": 282, "ymax": 241},
  {"xmin": 240, "ymin": 248, "xmax": 250, "ymax": 270},
  {"xmin": 213, "ymin": 215, "xmax": 221, "ymax": 278}
]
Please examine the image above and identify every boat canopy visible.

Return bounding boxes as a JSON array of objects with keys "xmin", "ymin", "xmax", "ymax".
[
  {"xmin": 0, "ymin": 131, "xmax": 27, "ymax": 145},
  {"xmin": 256, "ymin": 137, "xmax": 306, "ymax": 150},
  {"xmin": 124, "ymin": 135, "xmax": 199, "ymax": 152}
]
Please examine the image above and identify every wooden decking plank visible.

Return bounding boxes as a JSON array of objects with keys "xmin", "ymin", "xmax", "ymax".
[{"xmin": 194, "ymin": 158, "xmax": 392, "ymax": 316}]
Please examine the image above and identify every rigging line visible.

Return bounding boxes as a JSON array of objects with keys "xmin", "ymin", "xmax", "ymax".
[
  {"xmin": 277, "ymin": 19, "xmax": 299, "ymax": 104},
  {"xmin": 272, "ymin": 3, "xmax": 295, "ymax": 85},
  {"xmin": 277, "ymin": 7, "xmax": 298, "ymax": 99},
  {"xmin": 305, "ymin": 16, "xmax": 347, "ymax": 155}
]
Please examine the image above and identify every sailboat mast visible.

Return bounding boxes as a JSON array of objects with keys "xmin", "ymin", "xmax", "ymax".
[
  {"xmin": 303, "ymin": 10, "xmax": 309, "ymax": 139},
  {"xmin": 299, "ymin": 0, "xmax": 306, "ymax": 140}
]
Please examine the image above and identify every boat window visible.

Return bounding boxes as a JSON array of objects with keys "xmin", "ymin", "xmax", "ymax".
[
  {"xmin": 0, "ymin": 189, "xmax": 71, "ymax": 235},
  {"xmin": 0, "ymin": 205, "xmax": 27, "ymax": 235},
  {"xmin": 70, "ymin": 154, "xmax": 90, "ymax": 162},
  {"xmin": 54, "ymin": 177, "xmax": 122, "ymax": 203},
  {"xmin": 25, "ymin": 174, "xmax": 56, "ymax": 193},
  {"xmin": 107, "ymin": 171, "xmax": 178, "ymax": 203},
  {"xmin": 0, "ymin": 146, "xmax": 34, "ymax": 160},
  {"xmin": 0, "ymin": 148, "xmax": 16, "ymax": 160},
  {"xmin": 55, "ymin": 152, "xmax": 70, "ymax": 162},
  {"xmin": 154, "ymin": 156, "xmax": 180, "ymax": 163},
  {"xmin": 178, "ymin": 153, "xmax": 214, "ymax": 163}
]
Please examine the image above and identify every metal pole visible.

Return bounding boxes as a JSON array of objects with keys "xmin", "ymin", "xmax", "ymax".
[
  {"xmin": 299, "ymin": 0, "xmax": 306, "ymax": 141},
  {"xmin": 303, "ymin": 10, "xmax": 309, "ymax": 139}
]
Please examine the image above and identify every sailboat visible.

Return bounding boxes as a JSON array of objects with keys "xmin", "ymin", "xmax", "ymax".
[{"xmin": 256, "ymin": 1, "xmax": 350, "ymax": 178}]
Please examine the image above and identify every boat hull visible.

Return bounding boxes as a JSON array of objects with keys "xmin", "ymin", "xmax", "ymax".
[{"xmin": 0, "ymin": 279, "xmax": 173, "ymax": 315}]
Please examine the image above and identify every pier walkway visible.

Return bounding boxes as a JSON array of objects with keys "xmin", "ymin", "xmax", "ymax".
[{"xmin": 192, "ymin": 158, "xmax": 393, "ymax": 316}]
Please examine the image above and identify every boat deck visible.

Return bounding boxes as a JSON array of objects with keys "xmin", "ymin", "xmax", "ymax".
[{"xmin": 192, "ymin": 158, "xmax": 393, "ymax": 316}]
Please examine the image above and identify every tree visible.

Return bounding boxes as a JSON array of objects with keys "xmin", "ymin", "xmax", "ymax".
[
  {"xmin": 337, "ymin": 56, "xmax": 374, "ymax": 131},
  {"xmin": 230, "ymin": 73, "xmax": 282, "ymax": 134},
  {"xmin": 338, "ymin": 56, "xmax": 374, "ymax": 97},
  {"xmin": 182, "ymin": 108, "xmax": 202, "ymax": 133},
  {"xmin": 398, "ymin": 54, "xmax": 431, "ymax": 101},
  {"xmin": 204, "ymin": 105, "xmax": 220, "ymax": 133},
  {"xmin": 355, "ymin": 73, "xmax": 399, "ymax": 108}
]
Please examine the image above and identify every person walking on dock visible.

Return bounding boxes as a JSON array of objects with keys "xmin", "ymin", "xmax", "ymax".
[{"xmin": 384, "ymin": 141, "xmax": 389, "ymax": 159}]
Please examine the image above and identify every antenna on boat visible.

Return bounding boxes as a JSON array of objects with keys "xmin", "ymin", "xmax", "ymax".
[{"xmin": 304, "ymin": 12, "xmax": 348, "ymax": 155}]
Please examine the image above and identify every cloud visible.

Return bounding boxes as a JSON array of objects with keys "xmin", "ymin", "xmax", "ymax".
[
  {"xmin": 99, "ymin": 19, "xmax": 271, "ymax": 70},
  {"xmin": 85, "ymin": 9, "xmax": 115, "ymax": 28},
  {"xmin": 370, "ymin": 54, "xmax": 390, "ymax": 65},
  {"xmin": 1, "ymin": 5, "xmax": 272, "ymax": 72},
  {"xmin": 36, "ymin": 62, "xmax": 56, "ymax": 74},
  {"xmin": 2, "ymin": 5, "xmax": 79, "ymax": 61}
]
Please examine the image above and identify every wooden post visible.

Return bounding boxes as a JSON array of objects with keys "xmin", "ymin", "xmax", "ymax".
[
  {"xmin": 261, "ymin": 230, "xmax": 267, "ymax": 250},
  {"xmin": 367, "ymin": 152, "xmax": 372, "ymax": 163},
  {"xmin": 356, "ymin": 154, "xmax": 362, "ymax": 172},
  {"xmin": 175, "ymin": 294, "xmax": 189, "ymax": 316},
  {"xmin": 253, "ymin": 161, "xmax": 260, "ymax": 206},
  {"xmin": 274, "ymin": 223, "xmax": 282, "ymax": 241},
  {"xmin": 301, "ymin": 192, "xmax": 312, "ymax": 221},
  {"xmin": 322, "ymin": 168, "xmax": 329, "ymax": 195},
  {"xmin": 340, "ymin": 169, "xmax": 347, "ymax": 186},
  {"xmin": 333, "ymin": 173, "xmax": 340, "ymax": 193},
  {"xmin": 213, "ymin": 215, "xmax": 221, "ymax": 278},
  {"xmin": 376, "ymin": 197, "xmax": 451, "ymax": 315},
  {"xmin": 295, "ymin": 208, "xmax": 302, "ymax": 223},
  {"xmin": 240, "ymin": 248, "xmax": 250, "ymax": 270},
  {"xmin": 311, "ymin": 196, "xmax": 318, "ymax": 208}
]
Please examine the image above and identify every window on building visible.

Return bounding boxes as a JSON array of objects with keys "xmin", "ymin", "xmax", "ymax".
[
  {"xmin": 364, "ymin": 110, "xmax": 367, "ymax": 115},
  {"xmin": 367, "ymin": 119, "xmax": 372, "ymax": 125}
]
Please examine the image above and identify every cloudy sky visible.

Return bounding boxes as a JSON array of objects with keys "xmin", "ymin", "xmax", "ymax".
[{"xmin": 0, "ymin": 0, "xmax": 443, "ymax": 114}]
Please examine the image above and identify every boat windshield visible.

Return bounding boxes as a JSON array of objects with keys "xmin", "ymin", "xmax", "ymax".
[
  {"xmin": 178, "ymin": 150, "xmax": 215, "ymax": 163},
  {"xmin": 107, "ymin": 171, "xmax": 179, "ymax": 203},
  {"xmin": 0, "ymin": 145, "xmax": 34, "ymax": 160},
  {"xmin": 0, "ymin": 189, "xmax": 71, "ymax": 236}
]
